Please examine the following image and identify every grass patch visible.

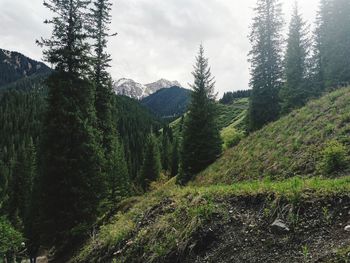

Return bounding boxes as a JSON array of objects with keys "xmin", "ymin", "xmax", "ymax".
[{"xmin": 72, "ymin": 176, "xmax": 350, "ymax": 262}]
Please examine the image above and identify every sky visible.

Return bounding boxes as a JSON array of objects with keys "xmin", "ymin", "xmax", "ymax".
[{"xmin": 0, "ymin": 0, "xmax": 320, "ymax": 95}]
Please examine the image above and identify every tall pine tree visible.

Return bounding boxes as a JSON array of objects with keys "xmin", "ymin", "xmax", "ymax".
[
  {"xmin": 170, "ymin": 139, "xmax": 179, "ymax": 177},
  {"xmin": 177, "ymin": 45, "xmax": 222, "ymax": 185},
  {"xmin": 107, "ymin": 141, "xmax": 130, "ymax": 203},
  {"xmin": 90, "ymin": 0, "xmax": 115, "ymax": 151},
  {"xmin": 248, "ymin": 0, "xmax": 284, "ymax": 131},
  {"xmin": 90, "ymin": 0, "xmax": 130, "ymax": 203},
  {"xmin": 38, "ymin": 0, "xmax": 104, "ymax": 248},
  {"xmin": 139, "ymin": 134, "xmax": 161, "ymax": 191},
  {"xmin": 314, "ymin": 0, "xmax": 350, "ymax": 87},
  {"xmin": 280, "ymin": 2, "xmax": 310, "ymax": 113}
]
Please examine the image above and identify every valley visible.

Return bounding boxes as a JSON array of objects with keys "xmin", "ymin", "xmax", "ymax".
[{"xmin": 1, "ymin": 0, "xmax": 350, "ymax": 262}]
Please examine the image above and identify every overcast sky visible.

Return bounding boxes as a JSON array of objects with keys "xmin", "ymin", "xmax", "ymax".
[{"xmin": 0, "ymin": 0, "xmax": 320, "ymax": 95}]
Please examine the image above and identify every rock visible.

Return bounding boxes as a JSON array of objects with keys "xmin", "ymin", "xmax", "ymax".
[
  {"xmin": 344, "ymin": 225, "xmax": 350, "ymax": 232},
  {"xmin": 126, "ymin": 240, "xmax": 134, "ymax": 246},
  {"xmin": 271, "ymin": 219, "xmax": 290, "ymax": 234}
]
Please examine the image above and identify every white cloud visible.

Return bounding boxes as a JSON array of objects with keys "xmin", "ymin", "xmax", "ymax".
[{"xmin": 0, "ymin": 0, "xmax": 319, "ymax": 95}]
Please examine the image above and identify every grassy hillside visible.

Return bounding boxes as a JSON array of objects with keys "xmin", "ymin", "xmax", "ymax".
[
  {"xmin": 196, "ymin": 87, "xmax": 350, "ymax": 185},
  {"xmin": 170, "ymin": 98, "xmax": 249, "ymax": 149},
  {"xmin": 71, "ymin": 88, "xmax": 350, "ymax": 263},
  {"xmin": 71, "ymin": 177, "xmax": 350, "ymax": 263},
  {"xmin": 216, "ymin": 98, "xmax": 249, "ymax": 130}
]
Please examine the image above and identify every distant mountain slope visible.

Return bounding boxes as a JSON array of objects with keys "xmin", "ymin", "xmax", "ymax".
[
  {"xmin": 114, "ymin": 95, "xmax": 161, "ymax": 178},
  {"xmin": 197, "ymin": 87, "xmax": 350, "ymax": 185},
  {"xmin": 113, "ymin": 78, "xmax": 182, "ymax": 99},
  {"xmin": 0, "ymin": 48, "xmax": 51, "ymax": 88},
  {"xmin": 140, "ymin": 86, "xmax": 191, "ymax": 119}
]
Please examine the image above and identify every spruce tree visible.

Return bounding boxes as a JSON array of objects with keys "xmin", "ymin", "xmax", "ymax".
[
  {"xmin": 315, "ymin": 0, "xmax": 350, "ymax": 87},
  {"xmin": 177, "ymin": 45, "xmax": 222, "ymax": 185},
  {"xmin": 108, "ymin": 139, "xmax": 130, "ymax": 203},
  {"xmin": 161, "ymin": 125, "xmax": 173, "ymax": 172},
  {"xmin": 38, "ymin": 0, "xmax": 104, "ymax": 247},
  {"xmin": 23, "ymin": 139, "xmax": 41, "ymax": 262},
  {"xmin": 139, "ymin": 134, "xmax": 161, "ymax": 191},
  {"xmin": 90, "ymin": 0, "xmax": 115, "ymax": 151},
  {"xmin": 248, "ymin": 0, "xmax": 284, "ymax": 131},
  {"xmin": 90, "ymin": 0, "xmax": 131, "ymax": 203},
  {"xmin": 280, "ymin": 3, "xmax": 310, "ymax": 113},
  {"xmin": 170, "ymin": 139, "xmax": 179, "ymax": 177}
]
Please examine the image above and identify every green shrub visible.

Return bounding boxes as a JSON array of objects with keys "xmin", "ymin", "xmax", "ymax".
[
  {"xmin": 0, "ymin": 217, "xmax": 24, "ymax": 257},
  {"xmin": 319, "ymin": 140, "xmax": 347, "ymax": 175},
  {"xmin": 225, "ymin": 132, "xmax": 244, "ymax": 149}
]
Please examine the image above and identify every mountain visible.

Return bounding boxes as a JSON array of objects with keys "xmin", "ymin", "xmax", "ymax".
[
  {"xmin": 0, "ymin": 48, "xmax": 51, "ymax": 88},
  {"xmin": 141, "ymin": 86, "xmax": 191, "ymax": 119},
  {"xmin": 73, "ymin": 87, "xmax": 350, "ymax": 263},
  {"xmin": 113, "ymin": 78, "xmax": 182, "ymax": 99},
  {"xmin": 145, "ymin": 79, "xmax": 182, "ymax": 94}
]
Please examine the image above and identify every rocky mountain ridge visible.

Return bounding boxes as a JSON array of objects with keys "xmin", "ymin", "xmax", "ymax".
[{"xmin": 113, "ymin": 78, "xmax": 182, "ymax": 99}]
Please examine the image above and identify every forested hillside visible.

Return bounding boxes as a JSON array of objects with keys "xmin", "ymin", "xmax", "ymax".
[
  {"xmin": 0, "ymin": 49, "xmax": 51, "ymax": 88},
  {"xmin": 141, "ymin": 86, "xmax": 191, "ymax": 119},
  {"xmin": 197, "ymin": 87, "xmax": 350, "ymax": 184}
]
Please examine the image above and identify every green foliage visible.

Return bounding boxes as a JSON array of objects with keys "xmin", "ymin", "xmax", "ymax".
[
  {"xmin": 107, "ymin": 139, "xmax": 131, "ymax": 203},
  {"xmin": 280, "ymin": 3, "xmax": 310, "ymax": 114},
  {"xmin": 319, "ymin": 140, "xmax": 347, "ymax": 175},
  {"xmin": 0, "ymin": 48, "xmax": 51, "ymax": 88},
  {"xmin": 141, "ymin": 87, "xmax": 191, "ymax": 119},
  {"xmin": 40, "ymin": 73, "xmax": 104, "ymax": 245},
  {"xmin": 216, "ymin": 98, "xmax": 249, "ymax": 131},
  {"xmin": 219, "ymin": 90, "xmax": 251, "ymax": 105},
  {"xmin": 38, "ymin": 0, "xmax": 91, "ymax": 75},
  {"xmin": 248, "ymin": 0, "xmax": 284, "ymax": 131},
  {"xmin": 302, "ymin": 245, "xmax": 309, "ymax": 262},
  {"xmin": 170, "ymin": 139, "xmax": 180, "ymax": 177},
  {"xmin": 315, "ymin": 0, "xmax": 350, "ymax": 87},
  {"xmin": 178, "ymin": 45, "xmax": 222, "ymax": 185},
  {"xmin": 73, "ymin": 176, "xmax": 350, "ymax": 263},
  {"xmin": 160, "ymin": 125, "xmax": 173, "ymax": 171},
  {"xmin": 139, "ymin": 134, "xmax": 161, "ymax": 191},
  {"xmin": 196, "ymin": 88, "xmax": 350, "ymax": 185},
  {"xmin": 0, "ymin": 217, "xmax": 24, "ymax": 257},
  {"xmin": 115, "ymin": 96, "xmax": 161, "ymax": 180}
]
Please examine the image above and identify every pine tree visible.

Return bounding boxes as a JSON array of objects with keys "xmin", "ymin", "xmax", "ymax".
[
  {"xmin": 38, "ymin": 0, "xmax": 104, "ymax": 247},
  {"xmin": 108, "ymin": 139, "xmax": 130, "ymax": 203},
  {"xmin": 248, "ymin": 0, "xmax": 284, "ymax": 131},
  {"xmin": 280, "ymin": 2, "xmax": 310, "ymax": 113},
  {"xmin": 177, "ymin": 45, "xmax": 222, "ymax": 185},
  {"xmin": 139, "ymin": 134, "xmax": 161, "ymax": 191},
  {"xmin": 314, "ymin": 0, "xmax": 350, "ymax": 87},
  {"xmin": 22, "ymin": 139, "xmax": 41, "ymax": 262},
  {"xmin": 161, "ymin": 125, "xmax": 173, "ymax": 172},
  {"xmin": 90, "ymin": 0, "xmax": 116, "ymax": 151},
  {"xmin": 90, "ymin": 0, "xmax": 132, "ymax": 204},
  {"xmin": 170, "ymin": 139, "xmax": 179, "ymax": 177},
  {"xmin": 327, "ymin": 0, "xmax": 350, "ymax": 86},
  {"xmin": 38, "ymin": 0, "xmax": 91, "ymax": 75}
]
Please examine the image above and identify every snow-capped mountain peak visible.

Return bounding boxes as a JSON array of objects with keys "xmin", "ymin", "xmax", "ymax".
[{"xmin": 113, "ymin": 78, "xmax": 182, "ymax": 99}]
